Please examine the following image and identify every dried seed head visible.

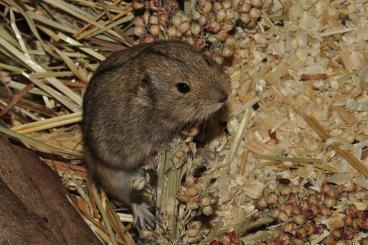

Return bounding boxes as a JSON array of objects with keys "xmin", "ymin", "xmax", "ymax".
[
  {"xmin": 336, "ymin": 241, "xmax": 350, "ymax": 245},
  {"xmin": 240, "ymin": 3, "xmax": 252, "ymax": 13},
  {"xmin": 192, "ymin": 10, "xmax": 201, "ymax": 20},
  {"xmin": 188, "ymin": 186, "xmax": 198, "ymax": 197},
  {"xmin": 201, "ymin": 1, "xmax": 212, "ymax": 13},
  {"xmin": 221, "ymin": 47, "xmax": 233, "ymax": 57},
  {"xmin": 321, "ymin": 183, "xmax": 331, "ymax": 194},
  {"xmin": 177, "ymin": 187, "xmax": 188, "ymax": 202},
  {"xmin": 249, "ymin": 7, "xmax": 262, "ymax": 20},
  {"xmin": 250, "ymin": 0, "xmax": 263, "ymax": 8},
  {"xmin": 360, "ymin": 238, "xmax": 368, "ymax": 245},
  {"xmin": 332, "ymin": 228, "xmax": 342, "ymax": 238},
  {"xmin": 308, "ymin": 194, "xmax": 318, "ymax": 205},
  {"xmin": 190, "ymin": 23, "xmax": 201, "ymax": 36},
  {"xmin": 134, "ymin": 26, "xmax": 145, "ymax": 37},
  {"xmin": 246, "ymin": 19, "xmax": 257, "ymax": 28},
  {"xmin": 198, "ymin": 15, "xmax": 208, "ymax": 26},
  {"xmin": 207, "ymin": 22, "xmax": 221, "ymax": 33},
  {"xmin": 216, "ymin": 9, "xmax": 227, "ymax": 22},
  {"xmin": 291, "ymin": 185, "xmax": 300, "ymax": 194},
  {"xmin": 186, "ymin": 175, "xmax": 196, "ymax": 186},
  {"xmin": 143, "ymin": 34, "xmax": 155, "ymax": 43},
  {"xmin": 149, "ymin": 24, "xmax": 161, "ymax": 36},
  {"xmin": 216, "ymin": 30, "xmax": 229, "ymax": 41},
  {"xmin": 291, "ymin": 204, "xmax": 301, "ymax": 215},
  {"xmin": 187, "ymin": 202, "xmax": 200, "ymax": 210},
  {"xmin": 201, "ymin": 197, "xmax": 211, "ymax": 206},
  {"xmin": 283, "ymin": 222, "xmax": 295, "ymax": 233},
  {"xmin": 320, "ymin": 207, "xmax": 332, "ymax": 217},
  {"xmin": 282, "ymin": 204, "xmax": 293, "ymax": 216},
  {"xmin": 295, "ymin": 227, "xmax": 307, "ymax": 240},
  {"xmin": 345, "ymin": 204, "xmax": 357, "ymax": 217},
  {"xmin": 221, "ymin": 21, "xmax": 235, "ymax": 32},
  {"xmin": 172, "ymin": 14, "xmax": 182, "ymax": 27},
  {"xmin": 324, "ymin": 235, "xmax": 336, "ymax": 245},
  {"xmin": 167, "ymin": 26, "xmax": 178, "ymax": 38},
  {"xmin": 213, "ymin": 55, "xmax": 224, "ymax": 64},
  {"xmin": 345, "ymin": 215, "xmax": 353, "ymax": 226},
  {"xmin": 342, "ymin": 226, "xmax": 355, "ymax": 240},
  {"xmin": 223, "ymin": 0, "xmax": 232, "ymax": 9},
  {"xmin": 257, "ymin": 197, "xmax": 268, "ymax": 209},
  {"xmin": 132, "ymin": 0, "xmax": 144, "ymax": 10},
  {"xmin": 272, "ymin": 208, "xmax": 280, "ymax": 219},
  {"xmin": 277, "ymin": 211, "xmax": 288, "ymax": 222},
  {"xmin": 213, "ymin": 2, "xmax": 223, "ymax": 11},
  {"xmin": 323, "ymin": 196, "xmax": 336, "ymax": 208},
  {"xmin": 179, "ymin": 22, "xmax": 190, "ymax": 34},
  {"xmin": 345, "ymin": 182, "xmax": 357, "ymax": 192},
  {"xmin": 181, "ymin": 14, "xmax": 190, "ymax": 22},
  {"xmin": 233, "ymin": 11, "xmax": 240, "ymax": 20},
  {"xmin": 225, "ymin": 9, "xmax": 236, "ymax": 20},
  {"xmin": 134, "ymin": 16, "xmax": 145, "ymax": 27},
  {"xmin": 225, "ymin": 36, "xmax": 236, "ymax": 47},
  {"xmin": 130, "ymin": 176, "xmax": 146, "ymax": 190},
  {"xmin": 267, "ymin": 193, "xmax": 278, "ymax": 205},
  {"xmin": 240, "ymin": 13, "xmax": 251, "ymax": 25},
  {"xmin": 203, "ymin": 206, "xmax": 213, "ymax": 216},
  {"xmin": 148, "ymin": 0, "xmax": 160, "ymax": 10},
  {"xmin": 157, "ymin": 11, "xmax": 169, "ymax": 26},
  {"xmin": 188, "ymin": 221, "xmax": 202, "ymax": 238},
  {"xmin": 279, "ymin": 185, "xmax": 291, "ymax": 196},
  {"xmin": 263, "ymin": 187, "xmax": 272, "ymax": 195},
  {"xmin": 305, "ymin": 221, "xmax": 316, "ymax": 236},
  {"xmin": 208, "ymin": 35, "xmax": 218, "ymax": 43},
  {"xmin": 277, "ymin": 233, "xmax": 291, "ymax": 243},
  {"xmin": 210, "ymin": 197, "xmax": 217, "ymax": 205},
  {"xmin": 139, "ymin": 229, "xmax": 154, "ymax": 240},
  {"xmin": 294, "ymin": 214, "xmax": 305, "ymax": 225},
  {"xmin": 232, "ymin": 0, "xmax": 242, "ymax": 9},
  {"xmin": 305, "ymin": 206, "xmax": 318, "ymax": 220},
  {"xmin": 143, "ymin": 10, "xmax": 150, "ymax": 25},
  {"xmin": 149, "ymin": 15, "xmax": 159, "ymax": 25},
  {"xmin": 314, "ymin": 224, "xmax": 325, "ymax": 235}
]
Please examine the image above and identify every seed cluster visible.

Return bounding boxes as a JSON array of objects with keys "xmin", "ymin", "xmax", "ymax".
[
  {"xmin": 209, "ymin": 231, "xmax": 243, "ymax": 245},
  {"xmin": 132, "ymin": 0, "xmax": 273, "ymax": 63},
  {"xmin": 177, "ymin": 177, "xmax": 218, "ymax": 242},
  {"xmin": 256, "ymin": 180, "xmax": 368, "ymax": 244}
]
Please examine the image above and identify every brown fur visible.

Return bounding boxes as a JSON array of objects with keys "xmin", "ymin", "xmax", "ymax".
[{"xmin": 82, "ymin": 40, "xmax": 230, "ymax": 208}]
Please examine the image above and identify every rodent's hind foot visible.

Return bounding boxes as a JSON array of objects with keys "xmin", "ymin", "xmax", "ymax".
[{"xmin": 132, "ymin": 202, "xmax": 155, "ymax": 229}]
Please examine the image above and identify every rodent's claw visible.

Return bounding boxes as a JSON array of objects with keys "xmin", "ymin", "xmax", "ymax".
[{"xmin": 132, "ymin": 202, "xmax": 155, "ymax": 229}]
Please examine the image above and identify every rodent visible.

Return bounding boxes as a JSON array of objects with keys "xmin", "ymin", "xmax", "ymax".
[{"xmin": 82, "ymin": 40, "xmax": 230, "ymax": 227}]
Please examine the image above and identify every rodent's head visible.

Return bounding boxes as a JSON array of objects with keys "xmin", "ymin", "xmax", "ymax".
[{"xmin": 134, "ymin": 41, "xmax": 230, "ymax": 124}]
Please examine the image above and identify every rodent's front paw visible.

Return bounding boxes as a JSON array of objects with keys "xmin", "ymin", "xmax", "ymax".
[{"xmin": 132, "ymin": 202, "xmax": 155, "ymax": 229}]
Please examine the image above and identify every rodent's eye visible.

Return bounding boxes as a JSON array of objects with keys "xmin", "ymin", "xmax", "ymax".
[{"xmin": 176, "ymin": 83, "xmax": 190, "ymax": 94}]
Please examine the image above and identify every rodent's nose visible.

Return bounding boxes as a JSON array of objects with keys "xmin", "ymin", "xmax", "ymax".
[{"xmin": 217, "ymin": 90, "xmax": 228, "ymax": 103}]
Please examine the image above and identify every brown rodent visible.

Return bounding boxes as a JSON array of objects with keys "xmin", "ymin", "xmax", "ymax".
[{"xmin": 82, "ymin": 40, "xmax": 230, "ymax": 227}]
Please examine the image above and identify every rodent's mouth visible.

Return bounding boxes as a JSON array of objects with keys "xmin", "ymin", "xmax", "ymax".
[{"xmin": 202, "ymin": 102, "xmax": 225, "ymax": 118}]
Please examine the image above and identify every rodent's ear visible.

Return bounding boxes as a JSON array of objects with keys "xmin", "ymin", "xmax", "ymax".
[{"xmin": 137, "ymin": 74, "xmax": 155, "ymax": 105}]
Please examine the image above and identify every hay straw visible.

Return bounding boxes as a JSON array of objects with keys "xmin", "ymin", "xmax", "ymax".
[
  {"xmin": 0, "ymin": 83, "xmax": 34, "ymax": 117},
  {"xmin": 90, "ymin": 184, "xmax": 118, "ymax": 245},
  {"xmin": 222, "ymin": 107, "xmax": 252, "ymax": 169},
  {"xmin": 0, "ymin": 125, "xmax": 81, "ymax": 158},
  {"xmin": 11, "ymin": 112, "xmax": 82, "ymax": 134},
  {"xmin": 253, "ymin": 153, "xmax": 324, "ymax": 164},
  {"xmin": 295, "ymin": 108, "xmax": 368, "ymax": 178},
  {"xmin": 0, "ymin": 35, "xmax": 82, "ymax": 111}
]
